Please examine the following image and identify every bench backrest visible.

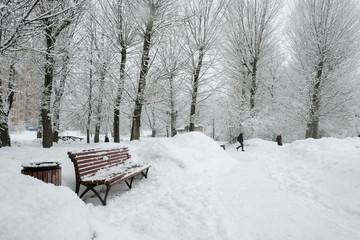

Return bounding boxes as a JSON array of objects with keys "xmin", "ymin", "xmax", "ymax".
[{"xmin": 68, "ymin": 147, "xmax": 131, "ymax": 180}]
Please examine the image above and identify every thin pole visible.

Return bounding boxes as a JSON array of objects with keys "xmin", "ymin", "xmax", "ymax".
[{"xmin": 212, "ymin": 119, "xmax": 215, "ymax": 139}]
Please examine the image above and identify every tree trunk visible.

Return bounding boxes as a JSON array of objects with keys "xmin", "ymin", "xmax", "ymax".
[
  {"xmin": 41, "ymin": 25, "xmax": 54, "ymax": 148},
  {"xmin": 52, "ymin": 111, "xmax": 59, "ymax": 143},
  {"xmin": 94, "ymin": 62, "xmax": 106, "ymax": 143},
  {"xmin": 169, "ymin": 75, "xmax": 177, "ymax": 137},
  {"xmin": 94, "ymin": 123, "xmax": 100, "ymax": 142},
  {"xmin": 170, "ymin": 74, "xmax": 177, "ymax": 137},
  {"xmin": 86, "ymin": 43, "xmax": 94, "ymax": 144},
  {"xmin": 250, "ymin": 59, "xmax": 257, "ymax": 111},
  {"xmin": 189, "ymin": 47, "xmax": 205, "ymax": 132},
  {"xmin": 37, "ymin": 115, "xmax": 42, "ymax": 139},
  {"xmin": 306, "ymin": 118, "xmax": 319, "ymax": 139},
  {"xmin": 130, "ymin": 3, "xmax": 155, "ymax": 141},
  {"xmin": 0, "ymin": 117, "xmax": 11, "ymax": 147},
  {"xmin": 306, "ymin": 61, "xmax": 323, "ymax": 139},
  {"xmin": 52, "ymin": 54, "xmax": 68, "ymax": 143},
  {"xmin": 114, "ymin": 46, "xmax": 127, "ymax": 142},
  {"xmin": 0, "ymin": 61, "xmax": 15, "ymax": 147},
  {"xmin": 131, "ymin": 100, "xmax": 142, "ymax": 140}
]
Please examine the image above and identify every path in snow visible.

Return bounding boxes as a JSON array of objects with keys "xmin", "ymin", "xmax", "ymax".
[
  {"xmin": 220, "ymin": 141, "xmax": 360, "ymax": 240},
  {"xmin": 73, "ymin": 138, "xmax": 360, "ymax": 240}
]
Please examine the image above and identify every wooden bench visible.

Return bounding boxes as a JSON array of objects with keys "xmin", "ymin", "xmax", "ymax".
[
  {"xmin": 60, "ymin": 136, "xmax": 84, "ymax": 141},
  {"xmin": 68, "ymin": 147, "xmax": 150, "ymax": 206}
]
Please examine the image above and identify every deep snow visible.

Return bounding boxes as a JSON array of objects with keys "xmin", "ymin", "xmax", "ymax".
[{"xmin": 1, "ymin": 131, "xmax": 359, "ymax": 240}]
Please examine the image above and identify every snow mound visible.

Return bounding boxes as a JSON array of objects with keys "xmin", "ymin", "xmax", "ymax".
[
  {"xmin": 282, "ymin": 137, "xmax": 360, "ymax": 215},
  {"xmin": 135, "ymin": 132, "xmax": 237, "ymax": 175},
  {"xmin": 0, "ymin": 173, "xmax": 97, "ymax": 240}
]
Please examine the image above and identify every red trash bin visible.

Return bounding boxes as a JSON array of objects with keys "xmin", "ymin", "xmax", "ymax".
[{"xmin": 21, "ymin": 162, "xmax": 61, "ymax": 186}]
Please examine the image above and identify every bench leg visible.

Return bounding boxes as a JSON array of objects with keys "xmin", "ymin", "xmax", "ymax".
[
  {"xmin": 125, "ymin": 177, "xmax": 134, "ymax": 189},
  {"xmin": 75, "ymin": 180, "xmax": 80, "ymax": 194},
  {"xmin": 79, "ymin": 184, "xmax": 110, "ymax": 206},
  {"xmin": 79, "ymin": 185, "xmax": 93, "ymax": 198},
  {"xmin": 103, "ymin": 187, "xmax": 110, "ymax": 206},
  {"xmin": 141, "ymin": 168, "xmax": 149, "ymax": 178}
]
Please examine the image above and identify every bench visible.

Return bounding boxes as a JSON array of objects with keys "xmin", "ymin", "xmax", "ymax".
[
  {"xmin": 60, "ymin": 136, "xmax": 84, "ymax": 141},
  {"xmin": 68, "ymin": 147, "xmax": 151, "ymax": 206}
]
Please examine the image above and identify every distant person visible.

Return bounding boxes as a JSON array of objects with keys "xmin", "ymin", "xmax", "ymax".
[
  {"xmin": 236, "ymin": 133, "xmax": 244, "ymax": 151},
  {"xmin": 105, "ymin": 135, "xmax": 109, "ymax": 142},
  {"xmin": 276, "ymin": 134, "xmax": 282, "ymax": 146}
]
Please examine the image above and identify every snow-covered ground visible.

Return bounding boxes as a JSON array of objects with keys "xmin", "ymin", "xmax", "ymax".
[{"xmin": 1, "ymin": 131, "xmax": 360, "ymax": 240}]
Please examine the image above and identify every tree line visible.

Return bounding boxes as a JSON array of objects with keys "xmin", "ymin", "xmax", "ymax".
[{"xmin": 1, "ymin": 0, "xmax": 359, "ymax": 148}]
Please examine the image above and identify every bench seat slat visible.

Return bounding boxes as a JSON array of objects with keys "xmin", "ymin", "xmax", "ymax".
[
  {"xmin": 76, "ymin": 156, "xmax": 128, "ymax": 168},
  {"xmin": 76, "ymin": 158, "xmax": 127, "ymax": 173},
  {"xmin": 73, "ymin": 149, "xmax": 128, "ymax": 155},
  {"xmin": 72, "ymin": 152, "xmax": 130, "ymax": 162}
]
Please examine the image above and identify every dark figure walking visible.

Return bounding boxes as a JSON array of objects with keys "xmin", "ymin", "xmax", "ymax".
[
  {"xmin": 236, "ymin": 133, "xmax": 244, "ymax": 151},
  {"xmin": 105, "ymin": 135, "xmax": 109, "ymax": 142},
  {"xmin": 276, "ymin": 134, "xmax": 282, "ymax": 146}
]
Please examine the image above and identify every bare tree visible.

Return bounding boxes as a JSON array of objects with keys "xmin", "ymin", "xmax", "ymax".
[
  {"xmin": 158, "ymin": 25, "xmax": 187, "ymax": 137},
  {"xmin": 36, "ymin": 1, "xmax": 85, "ymax": 148},
  {"xmin": 100, "ymin": 0, "xmax": 136, "ymax": 142},
  {"xmin": 287, "ymin": 0, "xmax": 360, "ymax": 138},
  {"xmin": 183, "ymin": 0, "xmax": 226, "ymax": 132},
  {"xmin": 129, "ymin": 0, "xmax": 176, "ymax": 140},
  {"xmin": 52, "ymin": 16, "xmax": 82, "ymax": 143},
  {"xmin": 93, "ymin": 33, "xmax": 111, "ymax": 143},
  {"xmin": 0, "ymin": 56, "xmax": 16, "ymax": 147},
  {"xmin": 52, "ymin": 52, "xmax": 68, "ymax": 143},
  {"xmin": 79, "ymin": 3, "xmax": 112, "ymax": 143},
  {"xmin": 84, "ymin": 13, "xmax": 96, "ymax": 144},
  {"xmin": 0, "ymin": 1, "xmax": 41, "ymax": 147},
  {"xmin": 225, "ymin": 0, "xmax": 282, "ymax": 113}
]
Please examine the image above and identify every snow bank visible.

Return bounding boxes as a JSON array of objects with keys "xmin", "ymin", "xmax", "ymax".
[
  {"xmin": 0, "ymin": 173, "xmax": 97, "ymax": 240},
  {"xmin": 279, "ymin": 137, "xmax": 360, "ymax": 216},
  {"xmin": 1, "ymin": 131, "xmax": 360, "ymax": 240},
  {"xmin": 135, "ymin": 132, "xmax": 237, "ymax": 175}
]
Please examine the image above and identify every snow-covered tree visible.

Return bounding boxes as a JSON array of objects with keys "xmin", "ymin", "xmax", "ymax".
[
  {"xmin": 0, "ymin": 0, "xmax": 41, "ymax": 147},
  {"xmin": 183, "ymin": 0, "xmax": 227, "ymax": 132},
  {"xmin": 287, "ymin": 0, "xmax": 360, "ymax": 138},
  {"xmin": 225, "ymin": 0, "xmax": 282, "ymax": 119},
  {"xmin": 129, "ymin": 0, "xmax": 177, "ymax": 140},
  {"xmin": 36, "ymin": 0, "xmax": 85, "ymax": 148},
  {"xmin": 158, "ymin": 25, "xmax": 187, "ymax": 137},
  {"xmin": 100, "ymin": 0, "xmax": 137, "ymax": 142}
]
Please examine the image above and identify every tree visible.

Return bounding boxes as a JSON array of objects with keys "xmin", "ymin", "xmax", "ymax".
[
  {"xmin": 287, "ymin": 0, "xmax": 360, "ymax": 138},
  {"xmin": 158, "ymin": 25, "xmax": 187, "ymax": 137},
  {"xmin": 84, "ymin": 11, "xmax": 96, "ymax": 144},
  {"xmin": 0, "ymin": 56, "xmax": 16, "ymax": 147},
  {"xmin": 183, "ymin": 0, "xmax": 226, "ymax": 132},
  {"xmin": 129, "ymin": 0, "xmax": 176, "ymax": 140},
  {"xmin": 52, "ymin": 18, "xmax": 81, "ymax": 143},
  {"xmin": 100, "ymin": 0, "xmax": 136, "ymax": 142},
  {"xmin": 0, "ymin": 0, "xmax": 40, "ymax": 147},
  {"xmin": 77, "ymin": 2, "xmax": 109, "ymax": 144},
  {"xmin": 93, "ymin": 36, "xmax": 110, "ymax": 143},
  {"xmin": 37, "ymin": 1, "xmax": 85, "ymax": 148},
  {"xmin": 225, "ymin": 0, "xmax": 282, "ymax": 114}
]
